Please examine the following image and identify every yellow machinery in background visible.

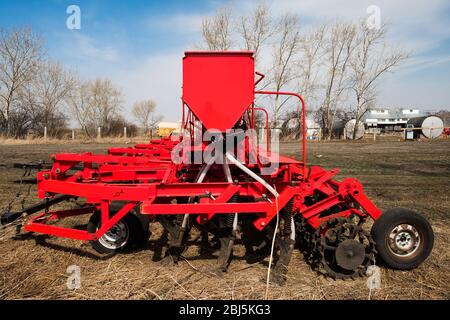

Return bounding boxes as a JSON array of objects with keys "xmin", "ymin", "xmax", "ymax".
[{"xmin": 157, "ymin": 121, "xmax": 181, "ymax": 137}]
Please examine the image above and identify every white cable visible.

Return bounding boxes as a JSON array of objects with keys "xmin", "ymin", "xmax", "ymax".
[
  {"xmin": 290, "ymin": 216, "xmax": 295, "ymax": 241},
  {"xmin": 224, "ymin": 152, "xmax": 282, "ymax": 298},
  {"xmin": 265, "ymin": 187, "xmax": 279, "ymax": 300},
  {"xmin": 225, "ymin": 153, "xmax": 279, "ymax": 198}
]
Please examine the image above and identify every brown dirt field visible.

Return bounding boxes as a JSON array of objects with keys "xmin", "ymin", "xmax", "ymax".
[{"xmin": 0, "ymin": 140, "xmax": 449, "ymax": 300}]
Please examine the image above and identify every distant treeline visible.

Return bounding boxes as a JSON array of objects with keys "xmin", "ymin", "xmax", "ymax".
[{"xmin": 0, "ymin": 28, "xmax": 160, "ymax": 139}]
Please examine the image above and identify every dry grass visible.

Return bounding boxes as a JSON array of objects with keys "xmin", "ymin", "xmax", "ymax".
[{"xmin": 0, "ymin": 140, "xmax": 449, "ymax": 300}]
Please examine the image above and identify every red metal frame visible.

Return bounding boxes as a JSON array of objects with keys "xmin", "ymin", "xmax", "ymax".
[{"xmin": 20, "ymin": 51, "xmax": 384, "ymax": 244}]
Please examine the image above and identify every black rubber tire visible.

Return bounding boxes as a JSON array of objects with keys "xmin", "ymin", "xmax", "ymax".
[
  {"xmin": 371, "ymin": 208, "xmax": 434, "ymax": 270},
  {"xmin": 87, "ymin": 205, "xmax": 149, "ymax": 254}
]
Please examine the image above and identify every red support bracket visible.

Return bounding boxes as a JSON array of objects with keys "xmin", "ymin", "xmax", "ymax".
[
  {"xmin": 95, "ymin": 202, "xmax": 138, "ymax": 240},
  {"xmin": 253, "ymin": 186, "xmax": 298, "ymax": 230},
  {"xmin": 196, "ymin": 184, "xmax": 241, "ymax": 224}
]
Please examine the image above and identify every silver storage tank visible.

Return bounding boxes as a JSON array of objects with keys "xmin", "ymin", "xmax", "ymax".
[
  {"xmin": 407, "ymin": 116, "xmax": 444, "ymax": 139},
  {"xmin": 344, "ymin": 119, "xmax": 365, "ymax": 140}
]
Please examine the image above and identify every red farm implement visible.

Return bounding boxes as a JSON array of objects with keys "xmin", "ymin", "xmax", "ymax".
[{"xmin": 1, "ymin": 52, "xmax": 434, "ymax": 283}]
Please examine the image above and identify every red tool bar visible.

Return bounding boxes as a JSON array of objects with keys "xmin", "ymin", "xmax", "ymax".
[{"xmin": 53, "ymin": 153, "xmax": 172, "ymax": 165}]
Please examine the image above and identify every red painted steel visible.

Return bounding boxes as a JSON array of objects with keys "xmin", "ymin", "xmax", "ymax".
[
  {"xmin": 183, "ymin": 52, "xmax": 255, "ymax": 131},
  {"xmin": 16, "ymin": 50, "xmax": 385, "ymax": 247}
]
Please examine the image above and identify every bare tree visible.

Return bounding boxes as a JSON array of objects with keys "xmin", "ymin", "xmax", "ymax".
[
  {"xmin": 284, "ymin": 25, "xmax": 326, "ymax": 138},
  {"xmin": 270, "ymin": 13, "xmax": 301, "ymax": 127},
  {"xmin": 27, "ymin": 61, "xmax": 75, "ymax": 136},
  {"xmin": 201, "ymin": 7, "xmax": 232, "ymax": 50},
  {"xmin": 195, "ymin": 4, "xmax": 408, "ymax": 141},
  {"xmin": 198, "ymin": 7, "xmax": 301, "ymax": 129},
  {"xmin": 349, "ymin": 23, "xmax": 408, "ymax": 139},
  {"xmin": 237, "ymin": 4, "xmax": 274, "ymax": 64},
  {"xmin": 317, "ymin": 22, "xmax": 357, "ymax": 139},
  {"xmin": 0, "ymin": 27, "xmax": 43, "ymax": 136},
  {"xmin": 68, "ymin": 80, "xmax": 93, "ymax": 137},
  {"xmin": 68, "ymin": 78, "xmax": 123, "ymax": 137},
  {"xmin": 132, "ymin": 99, "xmax": 162, "ymax": 135},
  {"xmin": 297, "ymin": 25, "xmax": 326, "ymax": 107},
  {"xmin": 89, "ymin": 78, "xmax": 123, "ymax": 136},
  {"xmin": 13, "ymin": 80, "xmax": 36, "ymax": 137}
]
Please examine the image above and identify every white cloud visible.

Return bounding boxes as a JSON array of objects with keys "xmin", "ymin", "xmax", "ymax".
[
  {"xmin": 71, "ymin": 33, "xmax": 120, "ymax": 62},
  {"xmin": 146, "ymin": 13, "xmax": 204, "ymax": 35},
  {"xmin": 379, "ymin": 75, "xmax": 450, "ymax": 110},
  {"xmin": 401, "ymin": 55, "xmax": 450, "ymax": 74},
  {"xmin": 244, "ymin": 0, "xmax": 450, "ymax": 54},
  {"xmin": 113, "ymin": 52, "xmax": 183, "ymax": 122}
]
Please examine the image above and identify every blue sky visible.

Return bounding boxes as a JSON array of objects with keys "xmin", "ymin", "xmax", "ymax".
[{"xmin": 1, "ymin": 0, "xmax": 449, "ymax": 122}]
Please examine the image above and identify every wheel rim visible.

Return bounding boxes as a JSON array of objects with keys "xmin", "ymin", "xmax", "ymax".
[
  {"xmin": 98, "ymin": 221, "xmax": 129, "ymax": 250},
  {"xmin": 388, "ymin": 224, "xmax": 421, "ymax": 257}
]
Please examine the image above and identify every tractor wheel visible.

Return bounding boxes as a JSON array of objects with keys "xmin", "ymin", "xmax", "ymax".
[
  {"xmin": 87, "ymin": 206, "xmax": 149, "ymax": 255},
  {"xmin": 371, "ymin": 208, "xmax": 434, "ymax": 270}
]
